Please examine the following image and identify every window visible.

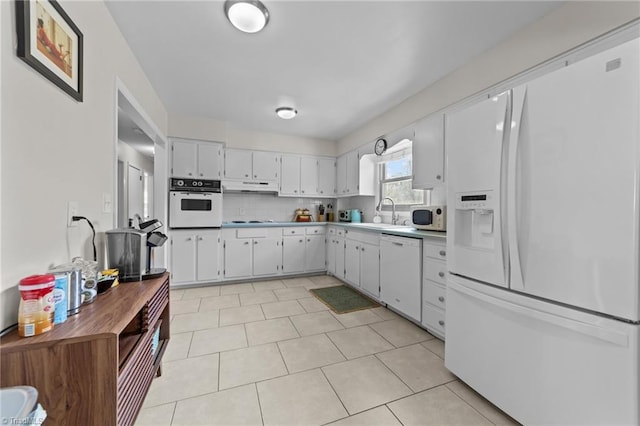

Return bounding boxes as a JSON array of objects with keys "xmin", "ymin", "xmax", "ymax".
[{"xmin": 379, "ymin": 141, "xmax": 424, "ymax": 209}]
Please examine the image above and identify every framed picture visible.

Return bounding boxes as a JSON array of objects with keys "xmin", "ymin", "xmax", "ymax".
[{"xmin": 15, "ymin": 0, "xmax": 83, "ymax": 101}]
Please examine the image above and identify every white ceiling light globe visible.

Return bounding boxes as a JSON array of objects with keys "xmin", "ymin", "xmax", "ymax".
[
  {"xmin": 225, "ymin": 1, "xmax": 269, "ymax": 34},
  {"xmin": 276, "ymin": 107, "xmax": 297, "ymax": 119}
]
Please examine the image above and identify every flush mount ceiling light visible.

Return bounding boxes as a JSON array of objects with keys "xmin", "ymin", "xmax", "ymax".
[
  {"xmin": 224, "ymin": 0, "xmax": 269, "ymax": 34},
  {"xmin": 276, "ymin": 107, "xmax": 297, "ymax": 120}
]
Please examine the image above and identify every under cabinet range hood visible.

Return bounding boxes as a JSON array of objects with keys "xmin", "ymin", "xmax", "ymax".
[{"xmin": 222, "ymin": 179, "xmax": 279, "ymax": 193}]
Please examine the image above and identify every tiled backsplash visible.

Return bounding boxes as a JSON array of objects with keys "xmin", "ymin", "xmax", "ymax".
[{"xmin": 223, "ymin": 193, "xmax": 337, "ymax": 222}]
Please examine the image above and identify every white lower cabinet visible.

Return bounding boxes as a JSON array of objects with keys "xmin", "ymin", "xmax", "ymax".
[
  {"xmin": 170, "ymin": 229, "xmax": 221, "ymax": 284},
  {"xmin": 223, "ymin": 228, "xmax": 282, "ymax": 279},
  {"xmin": 305, "ymin": 234, "xmax": 326, "ymax": 272},
  {"xmin": 421, "ymin": 240, "xmax": 447, "ymax": 339},
  {"xmin": 283, "ymin": 235, "xmax": 306, "ymax": 273},
  {"xmin": 343, "ymin": 231, "xmax": 380, "ymax": 298},
  {"xmin": 380, "ymin": 234, "xmax": 422, "ymax": 322}
]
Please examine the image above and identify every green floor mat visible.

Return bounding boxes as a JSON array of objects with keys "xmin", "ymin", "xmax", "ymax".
[{"xmin": 310, "ymin": 285, "xmax": 379, "ymax": 314}]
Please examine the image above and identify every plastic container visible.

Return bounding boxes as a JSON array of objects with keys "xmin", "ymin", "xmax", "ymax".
[
  {"xmin": 18, "ymin": 274, "xmax": 55, "ymax": 337},
  {"xmin": 52, "ymin": 273, "xmax": 68, "ymax": 324}
]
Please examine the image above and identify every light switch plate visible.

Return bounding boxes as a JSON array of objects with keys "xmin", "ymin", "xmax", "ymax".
[{"xmin": 102, "ymin": 193, "xmax": 112, "ymax": 214}]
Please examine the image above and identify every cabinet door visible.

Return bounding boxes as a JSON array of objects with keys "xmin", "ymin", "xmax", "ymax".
[
  {"xmin": 198, "ymin": 143, "xmax": 223, "ymax": 179},
  {"xmin": 317, "ymin": 158, "xmax": 336, "ymax": 197},
  {"xmin": 172, "ymin": 140, "xmax": 198, "ymax": 178},
  {"xmin": 224, "ymin": 239, "xmax": 252, "ymax": 278},
  {"xmin": 305, "ymin": 235, "xmax": 326, "ymax": 272},
  {"xmin": 253, "ymin": 151, "xmax": 280, "ymax": 181},
  {"xmin": 360, "ymin": 242, "xmax": 380, "ymax": 298},
  {"xmin": 196, "ymin": 231, "xmax": 220, "ymax": 281},
  {"xmin": 282, "ymin": 236, "xmax": 305, "ymax": 273},
  {"xmin": 336, "ymin": 155, "xmax": 347, "ymax": 195},
  {"xmin": 280, "ymin": 155, "xmax": 301, "ymax": 195},
  {"xmin": 300, "ymin": 157, "xmax": 319, "ymax": 196},
  {"xmin": 345, "ymin": 151, "xmax": 359, "ymax": 195},
  {"xmin": 253, "ymin": 238, "xmax": 281, "ymax": 276},
  {"xmin": 326, "ymin": 237, "xmax": 336, "ymax": 275},
  {"xmin": 224, "ymin": 149, "xmax": 253, "ymax": 179},
  {"xmin": 170, "ymin": 232, "xmax": 197, "ymax": 283},
  {"xmin": 413, "ymin": 114, "xmax": 444, "ymax": 188},
  {"xmin": 344, "ymin": 239, "xmax": 361, "ymax": 286},
  {"xmin": 335, "ymin": 238, "xmax": 345, "ymax": 279}
]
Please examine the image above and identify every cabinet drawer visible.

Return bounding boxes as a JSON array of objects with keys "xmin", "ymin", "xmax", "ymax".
[
  {"xmin": 423, "ymin": 279, "xmax": 446, "ymax": 309},
  {"xmin": 237, "ymin": 228, "xmax": 267, "ymax": 238},
  {"xmin": 422, "ymin": 306, "xmax": 446, "ymax": 336},
  {"xmin": 283, "ymin": 227, "xmax": 305, "ymax": 236},
  {"xmin": 305, "ymin": 226, "xmax": 326, "ymax": 235},
  {"xmin": 423, "ymin": 241, "xmax": 446, "ymax": 260},
  {"xmin": 423, "ymin": 258, "xmax": 447, "ymax": 285}
]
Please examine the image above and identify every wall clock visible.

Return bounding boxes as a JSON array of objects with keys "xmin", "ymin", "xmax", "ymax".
[{"xmin": 375, "ymin": 138, "xmax": 387, "ymax": 156}]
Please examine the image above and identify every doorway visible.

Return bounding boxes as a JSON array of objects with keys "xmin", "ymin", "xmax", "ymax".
[{"xmin": 115, "ymin": 79, "xmax": 168, "ymax": 268}]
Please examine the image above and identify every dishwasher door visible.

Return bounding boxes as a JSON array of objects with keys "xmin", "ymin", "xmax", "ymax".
[{"xmin": 380, "ymin": 234, "xmax": 422, "ymax": 321}]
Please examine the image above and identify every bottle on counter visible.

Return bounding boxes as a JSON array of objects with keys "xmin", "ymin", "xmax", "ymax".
[{"xmin": 18, "ymin": 274, "xmax": 56, "ymax": 337}]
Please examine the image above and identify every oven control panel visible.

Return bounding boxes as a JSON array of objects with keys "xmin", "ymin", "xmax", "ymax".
[{"xmin": 170, "ymin": 178, "xmax": 221, "ymax": 192}]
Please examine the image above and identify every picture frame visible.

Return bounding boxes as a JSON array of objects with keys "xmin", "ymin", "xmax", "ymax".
[{"xmin": 15, "ymin": 0, "xmax": 83, "ymax": 101}]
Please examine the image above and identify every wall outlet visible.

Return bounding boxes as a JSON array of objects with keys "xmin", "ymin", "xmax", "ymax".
[{"xmin": 67, "ymin": 201, "xmax": 78, "ymax": 227}]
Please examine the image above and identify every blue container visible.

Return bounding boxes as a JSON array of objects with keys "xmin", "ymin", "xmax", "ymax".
[
  {"xmin": 52, "ymin": 274, "xmax": 68, "ymax": 324},
  {"xmin": 351, "ymin": 209, "xmax": 362, "ymax": 223}
]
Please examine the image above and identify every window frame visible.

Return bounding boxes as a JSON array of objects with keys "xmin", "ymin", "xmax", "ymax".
[{"xmin": 378, "ymin": 153, "xmax": 424, "ymax": 212}]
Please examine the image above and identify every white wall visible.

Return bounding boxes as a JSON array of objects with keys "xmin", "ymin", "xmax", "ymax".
[
  {"xmin": 338, "ymin": 2, "xmax": 640, "ymax": 154},
  {"xmin": 170, "ymin": 115, "xmax": 337, "ymax": 157},
  {"xmin": 0, "ymin": 1, "xmax": 168, "ymax": 330}
]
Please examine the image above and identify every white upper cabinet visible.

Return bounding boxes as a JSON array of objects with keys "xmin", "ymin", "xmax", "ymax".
[
  {"xmin": 280, "ymin": 154, "xmax": 336, "ymax": 197},
  {"xmin": 280, "ymin": 155, "xmax": 301, "ymax": 195},
  {"xmin": 412, "ymin": 113, "xmax": 444, "ymax": 189},
  {"xmin": 317, "ymin": 158, "xmax": 336, "ymax": 196},
  {"xmin": 224, "ymin": 149, "xmax": 279, "ymax": 182},
  {"xmin": 224, "ymin": 149, "xmax": 253, "ymax": 180},
  {"xmin": 171, "ymin": 138, "xmax": 223, "ymax": 179},
  {"xmin": 253, "ymin": 151, "xmax": 280, "ymax": 181},
  {"xmin": 300, "ymin": 157, "xmax": 318, "ymax": 196},
  {"xmin": 336, "ymin": 150, "xmax": 375, "ymax": 197}
]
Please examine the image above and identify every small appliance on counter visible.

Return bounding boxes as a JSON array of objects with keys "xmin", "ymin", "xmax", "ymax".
[
  {"xmin": 293, "ymin": 208, "xmax": 313, "ymax": 222},
  {"xmin": 410, "ymin": 205, "xmax": 446, "ymax": 231},
  {"xmin": 338, "ymin": 209, "xmax": 351, "ymax": 222},
  {"xmin": 106, "ymin": 218, "xmax": 168, "ymax": 282},
  {"xmin": 351, "ymin": 209, "xmax": 362, "ymax": 223}
]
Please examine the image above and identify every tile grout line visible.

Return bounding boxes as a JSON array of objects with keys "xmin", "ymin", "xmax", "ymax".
[
  {"xmin": 445, "ymin": 382, "xmax": 502, "ymax": 426},
  {"xmin": 252, "ymin": 382, "xmax": 266, "ymax": 426},
  {"xmin": 385, "ymin": 402, "xmax": 406, "ymax": 425},
  {"xmin": 319, "ymin": 367, "xmax": 350, "ymax": 418}
]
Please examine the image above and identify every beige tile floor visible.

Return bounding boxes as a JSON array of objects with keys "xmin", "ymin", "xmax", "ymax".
[{"xmin": 136, "ymin": 275, "xmax": 519, "ymax": 426}]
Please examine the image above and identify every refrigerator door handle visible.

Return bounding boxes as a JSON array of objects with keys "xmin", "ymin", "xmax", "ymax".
[
  {"xmin": 450, "ymin": 281, "xmax": 629, "ymax": 347},
  {"xmin": 499, "ymin": 90, "xmax": 513, "ymax": 286},
  {"xmin": 507, "ymin": 86, "xmax": 528, "ymax": 290}
]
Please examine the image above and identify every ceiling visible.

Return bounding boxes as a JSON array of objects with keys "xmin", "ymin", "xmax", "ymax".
[{"xmin": 106, "ymin": 1, "xmax": 562, "ymax": 141}]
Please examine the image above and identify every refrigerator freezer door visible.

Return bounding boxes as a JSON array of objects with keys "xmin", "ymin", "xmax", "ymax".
[
  {"xmin": 446, "ymin": 93, "xmax": 509, "ymax": 287},
  {"xmin": 507, "ymin": 38, "xmax": 640, "ymax": 321},
  {"xmin": 446, "ymin": 275, "xmax": 640, "ymax": 425}
]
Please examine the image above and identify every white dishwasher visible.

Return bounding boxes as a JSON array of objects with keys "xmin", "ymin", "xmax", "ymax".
[{"xmin": 380, "ymin": 234, "xmax": 422, "ymax": 322}]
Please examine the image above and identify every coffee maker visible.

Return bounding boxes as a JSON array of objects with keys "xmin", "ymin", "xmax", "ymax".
[{"xmin": 106, "ymin": 219, "xmax": 167, "ymax": 282}]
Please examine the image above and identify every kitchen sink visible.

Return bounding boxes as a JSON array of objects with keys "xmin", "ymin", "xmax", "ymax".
[{"xmin": 0, "ymin": 386, "xmax": 39, "ymax": 419}]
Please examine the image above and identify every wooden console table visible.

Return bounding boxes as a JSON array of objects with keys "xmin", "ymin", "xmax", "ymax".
[{"xmin": 1, "ymin": 273, "xmax": 170, "ymax": 425}]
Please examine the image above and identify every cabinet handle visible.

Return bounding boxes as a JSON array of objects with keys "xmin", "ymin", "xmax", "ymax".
[
  {"xmin": 438, "ymin": 271, "xmax": 445, "ymax": 278},
  {"xmin": 320, "ymin": 190, "xmax": 323, "ymax": 194},
  {"xmin": 198, "ymin": 237, "xmax": 203, "ymax": 241},
  {"xmin": 254, "ymin": 175, "xmax": 257, "ymax": 178},
  {"xmin": 392, "ymin": 242, "xmax": 403, "ymax": 247},
  {"xmin": 439, "ymin": 250, "xmax": 446, "ymax": 256},
  {"xmin": 254, "ymin": 241, "xmax": 258, "ymax": 245},
  {"xmin": 291, "ymin": 230, "xmax": 295, "ymax": 234},
  {"xmin": 438, "ymin": 320, "xmax": 445, "ymax": 326},
  {"xmin": 188, "ymin": 172, "xmax": 193, "ymax": 176},
  {"xmin": 314, "ymin": 230, "xmax": 318, "ymax": 233},
  {"xmin": 299, "ymin": 239, "xmax": 304, "ymax": 243},
  {"xmin": 395, "ymin": 298, "xmax": 400, "ymax": 303},
  {"xmin": 438, "ymin": 296, "xmax": 445, "ymax": 303},
  {"xmin": 294, "ymin": 190, "xmax": 298, "ymax": 193},
  {"xmin": 307, "ymin": 238, "xmax": 311, "ymax": 242},
  {"xmin": 361, "ymin": 247, "xmax": 365, "ymax": 252},
  {"xmin": 301, "ymin": 190, "xmax": 305, "ymax": 193},
  {"xmin": 245, "ymin": 174, "xmax": 249, "ymax": 177},
  {"xmin": 199, "ymin": 173, "xmax": 203, "ymax": 177},
  {"xmin": 244, "ymin": 241, "xmax": 249, "ymax": 245},
  {"xmin": 436, "ymin": 175, "xmax": 442, "ymax": 180},
  {"xmin": 186, "ymin": 237, "xmax": 192, "ymax": 241}
]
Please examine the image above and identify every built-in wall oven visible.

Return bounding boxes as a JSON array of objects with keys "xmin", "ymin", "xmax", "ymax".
[{"xmin": 169, "ymin": 178, "xmax": 222, "ymax": 228}]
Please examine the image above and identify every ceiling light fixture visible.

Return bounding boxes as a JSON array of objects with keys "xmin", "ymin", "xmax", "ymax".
[
  {"xmin": 276, "ymin": 107, "xmax": 297, "ymax": 120},
  {"xmin": 224, "ymin": 0, "xmax": 269, "ymax": 34}
]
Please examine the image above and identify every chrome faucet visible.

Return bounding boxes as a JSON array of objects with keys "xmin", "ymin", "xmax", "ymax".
[{"xmin": 376, "ymin": 197, "xmax": 398, "ymax": 225}]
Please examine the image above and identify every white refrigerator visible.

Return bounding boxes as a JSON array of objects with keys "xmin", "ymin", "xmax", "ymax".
[{"xmin": 445, "ymin": 37, "xmax": 640, "ymax": 425}]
